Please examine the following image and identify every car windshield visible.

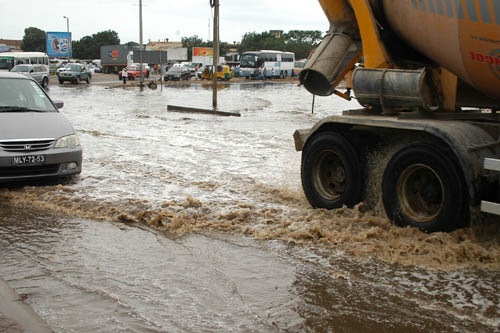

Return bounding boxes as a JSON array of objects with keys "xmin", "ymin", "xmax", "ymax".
[
  {"xmin": 0, "ymin": 78, "xmax": 56, "ymax": 112},
  {"xmin": 66, "ymin": 64, "xmax": 82, "ymax": 71},
  {"xmin": 11, "ymin": 65, "xmax": 31, "ymax": 73}
]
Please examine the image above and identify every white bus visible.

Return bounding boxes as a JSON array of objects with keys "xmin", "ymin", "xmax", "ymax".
[
  {"xmin": 239, "ymin": 50, "xmax": 295, "ymax": 79},
  {"xmin": 293, "ymin": 59, "xmax": 308, "ymax": 76},
  {"xmin": 0, "ymin": 52, "xmax": 49, "ymax": 71}
]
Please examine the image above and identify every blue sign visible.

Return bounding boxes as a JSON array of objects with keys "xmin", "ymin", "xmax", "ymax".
[{"xmin": 46, "ymin": 31, "xmax": 72, "ymax": 58}]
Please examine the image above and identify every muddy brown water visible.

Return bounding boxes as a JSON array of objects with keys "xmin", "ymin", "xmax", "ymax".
[{"xmin": 0, "ymin": 81, "xmax": 499, "ymax": 332}]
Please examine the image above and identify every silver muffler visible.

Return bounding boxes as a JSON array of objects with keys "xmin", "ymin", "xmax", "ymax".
[
  {"xmin": 299, "ymin": 33, "xmax": 361, "ymax": 96},
  {"xmin": 352, "ymin": 67, "xmax": 437, "ymax": 112}
]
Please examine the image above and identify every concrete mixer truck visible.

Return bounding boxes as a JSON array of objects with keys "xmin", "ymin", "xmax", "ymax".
[{"xmin": 295, "ymin": 0, "xmax": 500, "ymax": 232}]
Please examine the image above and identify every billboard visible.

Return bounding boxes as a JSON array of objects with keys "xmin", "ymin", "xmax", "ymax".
[
  {"xmin": 166, "ymin": 48, "xmax": 187, "ymax": 61},
  {"xmin": 193, "ymin": 47, "xmax": 213, "ymax": 57},
  {"xmin": 133, "ymin": 50, "xmax": 168, "ymax": 64},
  {"xmin": 46, "ymin": 32, "xmax": 72, "ymax": 58}
]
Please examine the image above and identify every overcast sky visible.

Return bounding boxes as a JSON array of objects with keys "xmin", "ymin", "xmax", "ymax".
[{"xmin": 1, "ymin": 0, "xmax": 329, "ymax": 44}]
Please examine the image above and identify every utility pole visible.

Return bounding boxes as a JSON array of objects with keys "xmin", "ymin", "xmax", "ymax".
[
  {"xmin": 63, "ymin": 16, "xmax": 70, "ymax": 59},
  {"xmin": 139, "ymin": 0, "xmax": 144, "ymax": 88},
  {"xmin": 212, "ymin": 0, "xmax": 219, "ymax": 110}
]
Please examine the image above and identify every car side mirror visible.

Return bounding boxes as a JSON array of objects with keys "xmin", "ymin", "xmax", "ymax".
[
  {"xmin": 30, "ymin": 69, "xmax": 34, "ymax": 73},
  {"xmin": 53, "ymin": 100, "xmax": 64, "ymax": 109}
]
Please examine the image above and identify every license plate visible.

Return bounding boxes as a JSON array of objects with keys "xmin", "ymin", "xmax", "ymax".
[{"xmin": 12, "ymin": 155, "xmax": 46, "ymax": 166}]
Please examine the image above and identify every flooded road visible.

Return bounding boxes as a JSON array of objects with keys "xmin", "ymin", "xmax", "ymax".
[{"xmin": 1, "ymin": 81, "xmax": 499, "ymax": 332}]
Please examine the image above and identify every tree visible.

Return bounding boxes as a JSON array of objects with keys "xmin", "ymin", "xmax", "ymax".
[
  {"xmin": 73, "ymin": 30, "xmax": 120, "ymax": 60},
  {"xmin": 238, "ymin": 32, "xmax": 285, "ymax": 54},
  {"xmin": 236, "ymin": 30, "xmax": 323, "ymax": 60},
  {"xmin": 284, "ymin": 30, "xmax": 323, "ymax": 60},
  {"xmin": 285, "ymin": 30, "xmax": 323, "ymax": 44},
  {"xmin": 93, "ymin": 30, "xmax": 120, "ymax": 47},
  {"xmin": 21, "ymin": 27, "xmax": 46, "ymax": 52},
  {"xmin": 182, "ymin": 35, "xmax": 207, "ymax": 61},
  {"xmin": 125, "ymin": 41, "xmax": 139, "ymax": 48}
]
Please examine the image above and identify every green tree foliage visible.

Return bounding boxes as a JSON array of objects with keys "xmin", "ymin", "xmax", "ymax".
[
  {"xmin": 284, "ymin": 30, "xmax": 323, "ymax": 59},
  {"xmin": 125, "ymin": 41, "xmax": 139, "ymax": 48},
  {"xmin": 73, "ymin": 30, "xmax": 120, "ymax": 60},
  {"xmin": 182, "ymin": 35, "xmax": 207, "ymax": 61},
  {"xmin": 238, "ymin": 30, "xmax": 323, "ymax": 60},
  {"xmin": 21, "ymin": 27, "xmax": 46, "ymax": 52},
  {"xmin": 238, "ymin": 32, "xmax": 285, "ymax": 54}
]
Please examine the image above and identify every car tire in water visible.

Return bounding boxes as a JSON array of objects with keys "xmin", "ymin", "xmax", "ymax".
[
  {"xmin": 382, "ymin": 144, "xmax": 468, "ymax": 233},
  {"xmin": 301, "ymin": 132, "xmax": 363, "ymax": 209},
  {"xmin": 58, "ymin": 78, "xmax": 63, "ymax": 84},
  {"xmin": 86, "ymin": 76, "xmax": 90, "ymax": 84},
  {"xmin": 42, "ymin": 77, "xmax": 48, "ymax": 88}
]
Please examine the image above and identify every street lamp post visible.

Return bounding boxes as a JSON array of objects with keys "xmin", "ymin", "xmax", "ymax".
[
  {"xmin": 63, "ymin": 16, "xmax": 70, "ymax": 59},
  {"xmin": 139, "ymin": 0, "xmax": 144, "ymax": 88},
  {"xmin": 212, "ymin": 0, "xmax": 219, "ymax": 110}
]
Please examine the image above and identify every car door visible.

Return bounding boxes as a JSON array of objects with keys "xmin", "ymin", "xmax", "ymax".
[
  {"xmin": 80, "ymin": 66, "xmax": 88, "ymax": 80},
  {"xmin": 32, "ymin": 66, "xmax": 43, "ymax": 84}
]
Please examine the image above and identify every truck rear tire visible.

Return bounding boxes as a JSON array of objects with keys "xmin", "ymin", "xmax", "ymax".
[
  {"xmin": 301, "ymin": 132, "xmax": 363, "ymax": 209},
  {"xmin": 382, "ymin": 144, "xmax": 467, "ymax": 232}
]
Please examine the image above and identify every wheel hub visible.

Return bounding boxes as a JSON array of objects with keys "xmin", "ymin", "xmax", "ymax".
[
  {"xmin": 313, "ymin": 150, "xmax": 346, "ymax": 201},
  {"xmin": 397, "ymin": 164, "xmax": 444, "ymax": 223}
]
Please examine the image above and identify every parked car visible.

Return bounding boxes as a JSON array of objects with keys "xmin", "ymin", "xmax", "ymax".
[
  {"xmin": 164, "ymin": 66, "xmax": 191, "ymax": 81},
  {"xmin": 0, "ymin": 72, "xmax": 82, "ymax": 183},
  {"xmin": 57, "ymin": 63, "xmax": 91, "ymax": 84},
  {"xmin": 56, "ymin": 66, "xmax": 67, "ymax": 74},
  {"xmin": 10, "ymin": 64, "xmax": 50, "ymax": 88},
  {"xmin": 118, "ymin": 64, "xmax": 149, "ymax": 80},
  {"xmin": 89, "ymin": 64, "xmax": 102, "ymax": 73}
]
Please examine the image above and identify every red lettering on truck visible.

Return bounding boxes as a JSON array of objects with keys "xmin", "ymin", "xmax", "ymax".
[{"xmin": 470, "ymin": 52, "xmax": 500, "ymax": 65}]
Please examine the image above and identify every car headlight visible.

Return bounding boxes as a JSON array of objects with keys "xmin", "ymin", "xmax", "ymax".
[{"xmin": 55, "ymin": 134, "xmax": 80, "ymax": 148}]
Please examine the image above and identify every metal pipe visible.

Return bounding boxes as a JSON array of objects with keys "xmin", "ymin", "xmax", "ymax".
[
  {"xmin": 139, "ymin": 0, "xmax": 144, "ymax": 87},
  {"xmin": 212, "ymin": 0, "xmax": 219, "ymax": 110},
  {"xmin": 63, "ymin": 16, "xmax": 70, "ymax": 59}
]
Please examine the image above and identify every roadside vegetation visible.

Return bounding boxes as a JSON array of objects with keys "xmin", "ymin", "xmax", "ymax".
[{"xmin": 20, "ymin": 26, "xmax": 323, "ymax": 60}]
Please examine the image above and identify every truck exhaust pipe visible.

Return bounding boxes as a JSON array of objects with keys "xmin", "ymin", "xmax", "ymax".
[{"xmin": 299, "ymin": 33, "xmax": 361, "ymax": 96}]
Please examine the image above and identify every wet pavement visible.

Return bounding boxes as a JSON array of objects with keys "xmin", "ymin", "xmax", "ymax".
[{"xmin": 0, "ymin": 78, "xmax": 499, "ymax": 332}]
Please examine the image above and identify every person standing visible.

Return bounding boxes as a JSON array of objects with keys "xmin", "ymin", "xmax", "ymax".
[{"xmin": 121, "ymin": 67, "xmax": 128, "ymax": 84}]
